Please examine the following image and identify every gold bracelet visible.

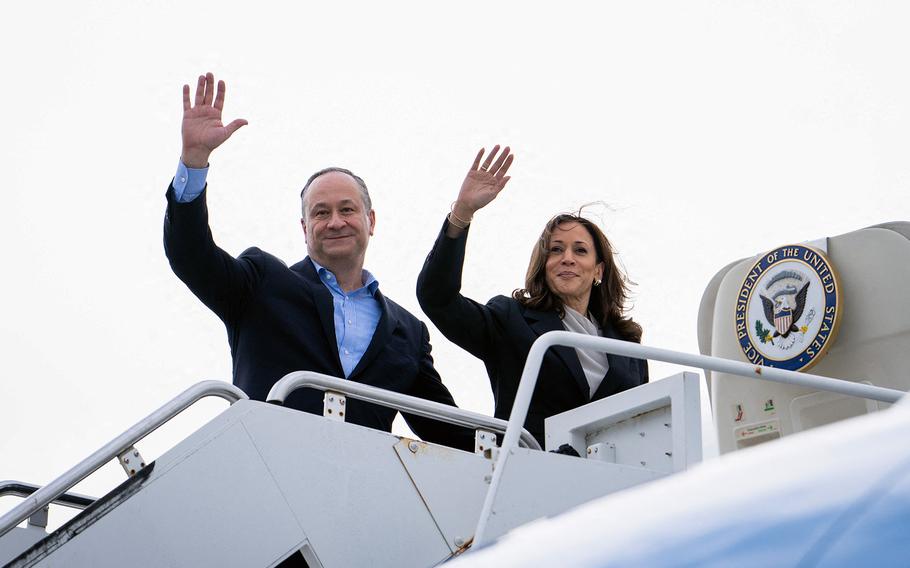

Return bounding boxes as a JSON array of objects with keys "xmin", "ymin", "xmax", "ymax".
[
  {"xmin": 447, "ymin": 212, "xmax": 469, "ymax": 229},
  {"xmin": 449, "ymin": 202, "xmax": 472, "ymax": 228}
]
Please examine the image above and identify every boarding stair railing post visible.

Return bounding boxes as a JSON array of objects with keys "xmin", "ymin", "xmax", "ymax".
[
  {"xmin": 0, "ymin": 481, "xmax": 95, "ymax": 531},
  {"xmin": 472, "ymin": 330, "xmax": 907, "ymax": 547},
  {"xmin": 267, "ymin": 371, "xmax": 542, "ymax": 451},
  {"xmin": 0, "ymin": 380, "xmax": 247, "ymax": 539}
]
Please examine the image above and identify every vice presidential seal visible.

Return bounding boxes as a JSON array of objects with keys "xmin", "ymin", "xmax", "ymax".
[{"xmin": 734, "ymin": 244, "xmax": 841, "ymax": 371}]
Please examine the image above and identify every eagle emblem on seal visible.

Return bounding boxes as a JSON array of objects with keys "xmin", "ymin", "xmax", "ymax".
[{"xmin": 759, "ymin": 278, "xmax": 810, "ymax": 339}]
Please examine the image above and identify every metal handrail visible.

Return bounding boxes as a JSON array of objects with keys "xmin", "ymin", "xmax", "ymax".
[
  {"xmin": 0, "ymin": 380, "xmax": 247, "ymax": 538},
  {"xmin": 472, "ymin": 330, "xmax": 907, "ymax": 546},
  {"xmin": 0, "ymin": 481, "xmax": 95, "ymax": 510},
  {"xmin": 267, "ymin": 371, "xmax": 542, "ymax": 451}
]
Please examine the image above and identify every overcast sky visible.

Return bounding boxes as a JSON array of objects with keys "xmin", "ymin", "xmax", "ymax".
[{"xmin": 3, "ymin": 1, "xmax": 909, "ymax": 522}]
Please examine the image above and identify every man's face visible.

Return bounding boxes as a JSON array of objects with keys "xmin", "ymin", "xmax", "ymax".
[{"xmin": 301, "ymin": 172, "xmax": 375, "ymax": 268}]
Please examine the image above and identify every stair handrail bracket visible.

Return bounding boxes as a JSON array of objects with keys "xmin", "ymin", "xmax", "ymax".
[
  {"xmin": 472, "ymin": 330, "xmax": 906, "ymax": 547},
  {"xmin": 267, "ymin": 370, "xmax": 541, "ymax": 451},
  {"xmin": 0, "ymin": 380, "xmax": 247, "ymax": 538}
]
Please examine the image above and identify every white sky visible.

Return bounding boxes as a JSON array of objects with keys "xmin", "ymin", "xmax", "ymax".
[{"xmin": 2, "ymin": 1, "xmax": 909, "ymax": 522}]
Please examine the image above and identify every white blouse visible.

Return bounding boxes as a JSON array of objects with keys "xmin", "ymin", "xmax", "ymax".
[{"xmin": 561, "ymin": 307, "xmax": 610, "ymax": 399}]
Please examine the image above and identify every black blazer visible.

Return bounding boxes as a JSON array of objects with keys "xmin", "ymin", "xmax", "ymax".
[
  {"xmin": 417, "ymin": 220, "xmax": 649, "ymax": 446},
  {"xmin": 164, "ymin": 186, "xmax": 472, "ymax": 450}
]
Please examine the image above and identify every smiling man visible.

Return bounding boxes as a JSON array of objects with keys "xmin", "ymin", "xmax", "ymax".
[{"xmin": 163, "ymin": 72, "xmax": 471, "ymax": 451}]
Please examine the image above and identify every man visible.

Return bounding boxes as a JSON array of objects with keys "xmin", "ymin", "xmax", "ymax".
[{"xmin": 164, "ymin": 72, "xmax": 471, "ymax": 450}]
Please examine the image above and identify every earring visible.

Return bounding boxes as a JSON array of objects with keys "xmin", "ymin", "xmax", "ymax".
[{"xmin": 594, "ymin": 278, "xmax": 602, "ymax": 287}]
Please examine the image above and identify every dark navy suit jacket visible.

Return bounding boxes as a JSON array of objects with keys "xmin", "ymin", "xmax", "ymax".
[
  {"xmin": 417, "ymin": 220, "xmax": 649, "ymax": 446},
  {"xmin": 164, "ymin": 186, "xmax": 472, "ymax": 450}
]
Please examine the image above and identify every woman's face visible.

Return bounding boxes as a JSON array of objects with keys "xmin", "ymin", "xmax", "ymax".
[{"xmin": 544, "ymin": 222, "xmax": 605, "ymax": 312}]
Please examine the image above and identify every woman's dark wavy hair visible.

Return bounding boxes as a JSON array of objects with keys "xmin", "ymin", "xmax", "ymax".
[{"xmin": 512, "ymin": 213, "xmax": 643, "ymax": 343}]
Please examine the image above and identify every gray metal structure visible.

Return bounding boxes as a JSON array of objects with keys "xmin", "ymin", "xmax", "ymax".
[
  {"xmin": 470, "ymin": 330, "xmax": 903, "ymax": 546},
  {"xmin": 0, "ymin": 482, "xmax": 95, "ymax": 567},
  {"xmin": 0, "ymin": 372, "xmax": 691, "ymax": 567},
  {"xmin": 266, "ymin": 371, "xmax": 541, "ymax": 451},
  {"xmin": 0, "ymin": 330, "xmax": 903, "ymax": 566}
]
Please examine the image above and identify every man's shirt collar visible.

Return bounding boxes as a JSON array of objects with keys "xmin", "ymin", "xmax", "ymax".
[{"xmin": 310, "ymin": 258, "xmax": 379, "ymax": 295}]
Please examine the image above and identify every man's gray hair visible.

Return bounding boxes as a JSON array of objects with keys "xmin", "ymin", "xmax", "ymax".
[{"xmin": 300, "ymin": 167, "xmax": 372, "ymax": 218}]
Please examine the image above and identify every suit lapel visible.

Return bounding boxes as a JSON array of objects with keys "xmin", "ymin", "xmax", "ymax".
[
  {"xmin": 292, "ymin": 257, "xmax": 344, "ymax": 373},
  {"xmin": 349, "ymin": 289, "xmax": 394, "ymax": 380},
  {"xmin": 524, "ymin": 308, "xmax": 590, "ymax": 399},
  {"xmin": 591, "ymin": 322, "xmax": 626, "ymax": 400}
]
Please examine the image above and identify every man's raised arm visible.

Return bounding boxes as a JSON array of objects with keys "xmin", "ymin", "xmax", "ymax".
[{"xmin": 165, "ymin": 73, "xmax": 257, "ymax": 321}]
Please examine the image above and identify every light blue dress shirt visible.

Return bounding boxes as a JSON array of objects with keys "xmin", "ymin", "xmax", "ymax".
[
  {"xmin": 172, "ymin": 160, "xmax": 382, "ymax": 377},
  {"xmin": 309, "ymin": 259, "xmax": 381, "ymax": 378},
  {"xmin": 173, "ymin": 160, "xmax": 208, "ymax": 202}
]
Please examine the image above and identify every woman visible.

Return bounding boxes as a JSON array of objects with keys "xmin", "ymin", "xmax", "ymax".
[{"xmin": 417, "ymin": 145, "xmax": 648, "ymax": 447}]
